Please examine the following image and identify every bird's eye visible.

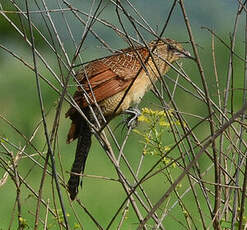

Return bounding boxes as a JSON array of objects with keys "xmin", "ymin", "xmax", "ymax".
[{"xmin": 167, "ymin": 44, "xmax": 176, "ymax": 51}]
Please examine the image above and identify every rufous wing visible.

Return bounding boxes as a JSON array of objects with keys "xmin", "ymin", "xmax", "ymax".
[
  {"xmin": 72, "ymin": 47, "xmax": 149, "ymax": 109},
  {"xmin": 66, "ymin": 46, "xmax": 150, "ymax": 142}
]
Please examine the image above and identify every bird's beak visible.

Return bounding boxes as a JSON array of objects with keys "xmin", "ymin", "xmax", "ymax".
[{"xmin": 175, "ymin": 50, "xmax": 191, "ymax": 58}]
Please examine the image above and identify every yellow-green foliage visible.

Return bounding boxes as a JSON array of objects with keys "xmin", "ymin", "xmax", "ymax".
[{"xmin": 134, "ymin": 107, "xmax": 183, "ymax": 165}]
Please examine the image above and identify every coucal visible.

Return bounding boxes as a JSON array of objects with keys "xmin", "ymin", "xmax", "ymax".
[{"xmin": 66, "ymin": 38, "xmax": 190, "ymax": 200}]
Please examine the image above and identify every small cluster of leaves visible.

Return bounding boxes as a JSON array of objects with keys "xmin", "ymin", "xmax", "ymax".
[
  {"xmin": 18, "ymin": 217, "xmax": 28, "ymax": 229},
  {"xmin": 220, "ymin": 214, "xmax": 247, "ymax": 229},
  {"xmin": 134, "ymin": 107, "xmax": 182, "ymax": 166},
  {"xmin": 17, "ymin": 212, "xmax": 81, "ymax": 229},
  {"xmin": 47, "ymin": 209, "xmax": 79, "ymax": 229}
]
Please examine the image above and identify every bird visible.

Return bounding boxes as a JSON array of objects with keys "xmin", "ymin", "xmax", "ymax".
[{"xmin": 66, "ymin": 38, "xmax": 190, "ymax": 200}]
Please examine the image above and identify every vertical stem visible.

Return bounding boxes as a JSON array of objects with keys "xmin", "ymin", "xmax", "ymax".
[
  {"xmin": 231, "ymin": 3, "xmax": 245, "ymax": 228},
  {"xmin": 238, "ymin": 2, "xmax": 247, "ymax": 229},
  {"xmin": 178, "ymin": 1, "xmax": 220, "ymax": 228},
  {"xmin": 24, "ymin": 1, "xmax": 69, "ymax": 229}
]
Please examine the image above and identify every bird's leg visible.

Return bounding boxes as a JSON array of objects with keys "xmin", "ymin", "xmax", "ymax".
[{"xmin": 125, "ymin": 107, "xmax": 141, "ymax": 128}]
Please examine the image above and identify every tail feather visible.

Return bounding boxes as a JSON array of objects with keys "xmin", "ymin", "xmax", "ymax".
[{"xmin": 67, "ymin": 119, "xmax": 91, "ymax": 200}]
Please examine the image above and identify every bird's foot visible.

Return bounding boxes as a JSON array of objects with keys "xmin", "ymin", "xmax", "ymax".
[{"xmin": 125, "ymin": 107, "xmax": 141, "ymax": 128}]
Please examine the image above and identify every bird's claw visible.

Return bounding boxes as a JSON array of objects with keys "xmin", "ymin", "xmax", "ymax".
[{"xmin": 125, "ymin": 107, "xmax": 141, "ymax": 128}]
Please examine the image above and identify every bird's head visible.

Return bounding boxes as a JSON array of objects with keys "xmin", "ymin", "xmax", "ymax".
[{"xmin": 150, "ymin": 38, "xmax": 191, "ymax": 63}]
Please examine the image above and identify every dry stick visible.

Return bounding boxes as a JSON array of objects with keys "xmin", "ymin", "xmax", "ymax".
[
  {"xmin": 0, "ymin": 114, "xmax": 40, "ymax": 156},
  {"xmin": 114, "ymin": 128, "xmax": 166, "ymax": 229},
  {"xmin": 178, "ymin": 127, "xmax": 245, "ymax": 186},
  {"xmin": 76, "ymin": 200, "xmax": 104, "ymax": 230},
  {"xmin": 0, "ymin": 140, "xmax": 53, "ymax": 182},
  {"xmin": 32, "ymin": 0, "xmax": 76, "ymax": 227},
  {"xmin": 0, "ymin": 119, "xmax": 50, "ymax": 192},
  {"xmin": 210, "ymin": 33, "xmax": 229, "ymax": 224},
  {"xmin": 0, "ymin": 2, "xmax": 63, "ymax": 87},
  {"xmin": 173, "ymin": 69, "xmax": 219, "ymax": 226},
  {"xmin": 164, "ymin": 62, "xmax": 247, "ymax": 223},
  {"xmin": 0, "ymin": 44, "xmax": 64, "ymax": 102},
  {"xmin": 175, "ymin": 60, "xmax": 228, "ymax": 121},
  {"xmin": 201, "ymin": 26, "xmax": 245, "ymax": 62},
  {"xmin": 0, "ymin": 150, "xmax": 62, "ymax": 228},
  {"xmin": 34, "ymin": 154, "xmax": 49, "ymax": 230},
  {"xmin": 1, "ymin": 144, "xmax": 23, "ymax": 229},
  {"xmin": 8, "ymin": 0, "xmax": 73, "ymax": 79},
  {"xmin": 56, "ymin": 1, "xmax": 82, "ymax": 63},
  {"xmin": 116, "ymin": 128, "xmax": 159, "ymax": 229},
  {"xmin": 106, "ymin": 1, "xmax": 178, "ymax": 228},
  {"xmin": 63, "ymin": 2, "xmax": 139, "ymax": 55},
  {"xmin": 24, "ymin": 1, "xmax": 69, "ymax": 229},
  {"xmin": 44, "ymin": 199, "xmax": 50, "ymax": 230},
  {"xmin": 0, "ymin": 114, "xmax": 66, "ymax": 179},
  {"xmin": 222, "ymin": 3, "xmax": 244, "ymax": 228},
  {"xmin": 179, "ymin": 1, "xmax": 221, "ymax": 228},
  {"xmin": 120, "ymin": 67, "xmax": 207, "ymax": 228},
  {"xmin": 18, "ymin": 173, "xmax": 65, "ymax": 227},
  {"xmin": 156, "ymin": 104, "xmax": 241, "ymax": 223},
  {"xmin": 57, "ymin": 145, "xmax": 85, "ymax": 228},
  {"xmin": 238, "ymin": 0, "xmax": 247, "ymax": 14},
  {"xmin": 63, "ymin": 2, "xmax": 111, "ymax": 228},
  {"xmin": 89, "ymin": 122, "xmax": 169, "ymax": 230},
  {"xmin": 109, "ymin": 0, "xmax": 177, "ymax": 43},
  {"xmin": 54, "ymin": 1, "xmax": 108, "ymax": 228},
  {"xmin": 1, "ymin": 141, "xmax": 36, "ymax": 207},
  {"xmin": 63, "ymin": 1, "xmax": 115, "ymax": 54},
  {"xmin": 40, "ymin": 0, "xmax": 72, "ymax": 68},
  {"xmin": 238, "ymin": 3, "xmax": 247, "ymax": 229},
  {"xmin": 124, "ymin": 0, "xmax": 156, "ymax": 35},
  {"xmin": 8, "ymin": 194, "xmax": 18, "ymax": 230},
  {"xmin": 150, "ymin": 116, "xmax": 197, "ymax": 229},
  {"xmin": 162, "ymin": 162, "xmax": 227, "ymax": 225},
  {"xmin": 0, "ymin": 8, "xmax": 73, "ymax": 14},
  {"xmin": 157, "ymin": 63, "xmax": 220, "ymax": 221},
  {"xmin": 156, "ymin": 175, "xmax": 197, "ymax": 229},
  {"xmin": 177, "ymin": 62, "xmax": 247, "ymax": 152},
  {"xmin": 163, "ymin": 115, "xmax": 208, "ymax": 228},
  {"xmin": 137, "ymin": 102, "xmax": 247, "ymax": 229},
  {"xmin": 30, "ymin": 2, "xmax": 70, "ymax": 223},
  {"xmin": 117, "ymin": 204, "xmax": 130, "ymax": 230},
  {"xmin": 162, "ymin": 111, "xmax": 209, "ymax": 228},
  {"xmin": 97, "ymin": 132, "xmax": 149, "ymax": 230},
  {"xmin": 0, "ymin": 38, "xmax": 82, "ymax": 157},
  {"xmin": 230, "ymin": 35, "xmax": 235, "ymax": 117},
  {"xmin": 33, "ymin": 0, "xmax": 71, "ymax": 85},
  {"xmin": 168, "ymin": 173, "xmax": 196, "ymax": 229},
  {"xmin": 152, "ymin": 25, "xmax": 211, "ymax": 230},
  {"xmin": 108, "ymin": 109, "xmax": 210, "ymax": 230},
  {"xmin": 201, "ymin": 25, "xmax": 247, "ymax": 181},
  {"xmin": 93, "ymin": 134, "xmax": 151, "ymax": 230},
  {"xmin": 211, "ymin": 35, "xmax": 222, "ymax": 114},
  {"xmin": 30, "ymin": 4, "xmax": 71, "ymax": 222}
]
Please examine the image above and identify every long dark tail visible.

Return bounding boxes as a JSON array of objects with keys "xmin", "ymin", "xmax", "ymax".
[{"xmin": 67, "ymin": 119, "xmax": 91, "ymax": 200}]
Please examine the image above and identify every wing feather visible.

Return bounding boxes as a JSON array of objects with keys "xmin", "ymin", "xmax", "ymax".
[{"xmin": 66, "ymin": 46, "xmax": 149, "ymax": 120}]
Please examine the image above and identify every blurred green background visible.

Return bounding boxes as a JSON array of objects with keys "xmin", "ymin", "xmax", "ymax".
[{"xmin": 0, "ymin": 0, "xmax": 245, "ymax": 229}]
